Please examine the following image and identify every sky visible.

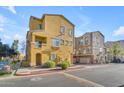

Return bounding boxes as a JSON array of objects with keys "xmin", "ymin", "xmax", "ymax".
[{"xmin": 0, "ymin": 6, "xmax": 124, "ymax": 47}]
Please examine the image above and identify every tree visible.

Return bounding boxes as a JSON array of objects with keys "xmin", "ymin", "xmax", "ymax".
[
  {"xmin": 11, "ymin": 40, "xmax": 19, "ymax": 53},
  {"xmin": 0, "ymin": 39, "xmax": 18, "ymax": 58},
  {"xmin": 0, "ymin": 39, "xmax": 2, "ymax": 53},
  {"xmin": 20, "ymin": 40, "xmax": 26, "ymax": 54},
  {"xmin": 109, "ymin": 42, "xmax": 124, "ymax": 62}
]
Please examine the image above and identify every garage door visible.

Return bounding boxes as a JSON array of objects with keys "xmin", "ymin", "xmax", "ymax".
[{"xmin": 79, "ymin": 57, "xmax": 91, "ymax": 64}]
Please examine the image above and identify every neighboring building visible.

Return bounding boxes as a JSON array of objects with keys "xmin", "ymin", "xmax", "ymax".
[
  {"xmin": 26, "ymin": 14, "xmax": 75, "ymax": 66},
  {"xmin": 74, "ymin": 31, "xmax": 106, "ymax": 64}
]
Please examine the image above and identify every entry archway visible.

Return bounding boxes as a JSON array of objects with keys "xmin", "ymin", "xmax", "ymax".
[{"xmin": 36, "ymin": 53, "xmax": 41, "ymax": 66}]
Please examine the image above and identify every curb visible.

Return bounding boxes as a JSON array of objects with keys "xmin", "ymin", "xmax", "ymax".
[
  {"xmin": 16, "ymin": 71, "xmax": 50, "ymax": 76},
  {"xmin": 15, "ymin": 66, "xmax": 85, "ymax": 76}
]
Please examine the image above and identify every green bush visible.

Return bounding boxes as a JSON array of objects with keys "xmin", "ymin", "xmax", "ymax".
[
  {"xmin": 43, "ymin": 60, "xmax": 56, "ymax": 68},
  {"xmin": 0, "ymin": 57, "xmax": 4, "ymax": 62},
  {"xmin": 62, "ymin": 60, "xmax": 71, "ymax": 67},
  {"xmin": 21, "ymin": 61, "xmax": 29, "ymax": 67},
  {"xmin": 61, "ymin": 62, "xmax": 69, "ymax": 70},
  {"xmin": 0, "ymin": 71, "xmax": 11, "ymax": 76},
  {"xmin": 11, "ymin": 61, "xmax": 18, "ymax": 65},
  {"xmin": 10, "ymin": 61, "xmax": 18, "ymax": 69},
  {"xmin": 67, "ymin": 61, "xmax": 71, "ymax": 67}
]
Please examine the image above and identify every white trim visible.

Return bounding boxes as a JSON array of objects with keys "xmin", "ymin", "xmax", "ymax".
[{"xmin": 51, "ymin": 53, "xmax": 56, "ymax": 60}]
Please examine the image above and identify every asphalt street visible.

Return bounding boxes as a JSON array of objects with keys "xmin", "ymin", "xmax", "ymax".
[
  {"xmin": 0, "ymin": 73, "xmax": 86, "ymax": 87},
  {"xmin": 0, "ymin": 63, "xmax": 124, "ymax": 87},
  {"xmin": 67, "ymin": 63, "xmax": 124, "ymax": 87}
]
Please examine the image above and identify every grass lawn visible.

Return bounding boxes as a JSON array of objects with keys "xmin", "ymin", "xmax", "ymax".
[{"xmin": 0, "ymin": 71, "xmax": 12, "ymax": 77}]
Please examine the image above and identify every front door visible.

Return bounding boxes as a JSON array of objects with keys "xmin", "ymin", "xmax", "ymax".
[{"xmin": 36, "ymin": 53, "xmax": 41, "ymax": 66}]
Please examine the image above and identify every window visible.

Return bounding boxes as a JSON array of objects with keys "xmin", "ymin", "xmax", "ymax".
[
  {"xmin": 70, "ymin": 41, "xmax": 73, "ymax": 46},
  {"xmin": 100, "ymin": 48, "xmax": 103, "ymax": 53},
  {"xmin": 60, "ymin": 39, "xmax": 64, "ymax": 45},
  {"xmin": 86, "ymin": 48, "xmax": 90, "ymax": 54},
  {"xmin": 58, "ymin": 35, "xmax": 62, "ymax": 39},
  {"xmin": 38, "ymin": 24, "xmax": 42, "ymax": 30},
  {"xmin": 52, "ymin": 39, "xmax": 60, "ymax": 47},
  {"xmin": 35, "ymin": 41, "xmax": 42, "ymax": 48},
  {"xmin": 69, "ymin": 29, "xmax": 73, "ymax": 37},
  {"xmin": 51, "ymin": 53, "xmax": 56, "ymax": 60},
  {"xmin": 96, "ymin": 42, "xmax": 99, "ymax": 48},
  {"xmin": 80, "ymin": 39, "xmax": 84, "ymax": 45},
  {"xmin": 60, "ymin": 26, "xmax": 65, "ymax": 35},
  {"xmin": 85, "ymin": 37, "xmax": 88, "ymax": 45},
  {"xmin": 65, "ymin": 40, "xmax": 69, "ymax": 46}
]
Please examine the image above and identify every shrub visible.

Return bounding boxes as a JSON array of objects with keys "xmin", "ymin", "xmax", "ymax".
[
  {"xmin": 66, "ymin": 61, "xmax": 71, "ymax": 67},
  {"xmin": 61, "ymin": 61, "xmax": 69, "ymax": 70},
  {"xmin": 0, "ymin": 71, "xmax": 11, "ymax": 76},
  {"xmin": 0, "ymin": 71, "xmax": 6, "ymax": 75},
  {"xmin": 0, "ymin": 57, "xmax": 4, "ymax": 62},
  {"xmin": 11, "ymin": 61, "xmax": 18, "ymax": 65},
  {"xmin": 61, "ymin": 60, "xmax": 71, "ymax": 67},
  {"xmin": 10, "ymin": 61, "xmax": 18, "ymax": 70},
  {"xmin": 21, "ymin": 61, "xmax": 29, "ymax": 67},
  {"xmin": 43, "ymin": 60, "xmax": 56, "ymax": 68}
]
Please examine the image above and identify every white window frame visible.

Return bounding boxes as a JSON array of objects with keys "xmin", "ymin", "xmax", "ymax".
[
  {"xmin": 51, "ymin": 53, "xmax": 56, "ymax": 60},
  {"xmin": 52, "ymin": 38, "xmax": 60, "ymax": 47},
  {"xmin": 69, "ymin": 29, "xmax": 73, "ymax": 37},
  {"xmin": 60, "ymin": 26, "xmax": 65, "ymax": 35}
]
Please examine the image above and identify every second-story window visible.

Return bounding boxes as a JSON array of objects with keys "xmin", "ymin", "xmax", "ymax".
[
  {"xmin": 60, "ymin": 26, "xmax": 65, "ymax": 35},
  {"xmin": 69, "ymin": 29, "xmax": 73, "ymax": 37},
  {"xmin": 52, "ymin": 39, "xmax": 60, "ymax": 47},
  {"xmin": 79, "ymin": 39, "xmax": 84, "ymax": 45},
  {"xmin": 35, "ymin": 41, "xmax": 42, "ymax": 48},
  {"xmin": 60, "ymin": 39, "xmax": 64, "ymax": 45},
  {"xmin": 70, "ymin": 41, "xmax": 73, "ymax": 46},
  {"xmin": 85, "ymin": 37, "xmax": 89, "ymax": 45},
  {"xmin": 96, "ymin": 42, "xmax": 99, "ymax": 48},
  {"xmin": 65, "ymin": 40, "xmax": 69, "ymax": 46},
  {"xmin": 38, "ymin": 24, "xmax": 42, "ymax": 30}
]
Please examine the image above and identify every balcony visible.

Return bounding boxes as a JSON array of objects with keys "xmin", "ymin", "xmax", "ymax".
[
  {"xmin": 31, "ymin": 30, "xmax": 48, "ymax": 37},
  {"xmin": 33, "ymin": 42, "xmax": 49, "ymax": 53},
  {"xmin": 34, "ymin": 36, "xmax": 47, "ymax": 49},
  {"xmin": 35, "ymin": 42, "xmax": 46, "ymax": 48}
]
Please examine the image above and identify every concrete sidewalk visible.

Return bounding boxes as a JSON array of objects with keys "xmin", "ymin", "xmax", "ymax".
[{"xmin": 16, "ymin": 65, "xmax": 85, "ymax": 76}]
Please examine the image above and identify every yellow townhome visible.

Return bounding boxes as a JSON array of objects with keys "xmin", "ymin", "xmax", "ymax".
[{"xmin": 26, "ymin": 14, "xmax": 75, "ymax": 66}]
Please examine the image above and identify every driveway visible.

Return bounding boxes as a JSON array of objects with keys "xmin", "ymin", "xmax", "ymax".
[
  {"xmin": 67, "ymin": 63, "xmax": 124, "ymax": 87},
  {"xmin": 0, "ymin": 63, "xmax": 124, "ymax": 87}
]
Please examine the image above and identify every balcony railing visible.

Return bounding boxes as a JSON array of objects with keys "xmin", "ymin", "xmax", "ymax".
[{"xmin": 35, "ymin": 42, "xmax": 46, "ymax": 48}]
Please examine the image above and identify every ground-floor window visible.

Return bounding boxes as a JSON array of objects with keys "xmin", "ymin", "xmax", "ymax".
[{"xmin": 51, "ymin": 53, "xmax": 56, "ymax": 60}]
